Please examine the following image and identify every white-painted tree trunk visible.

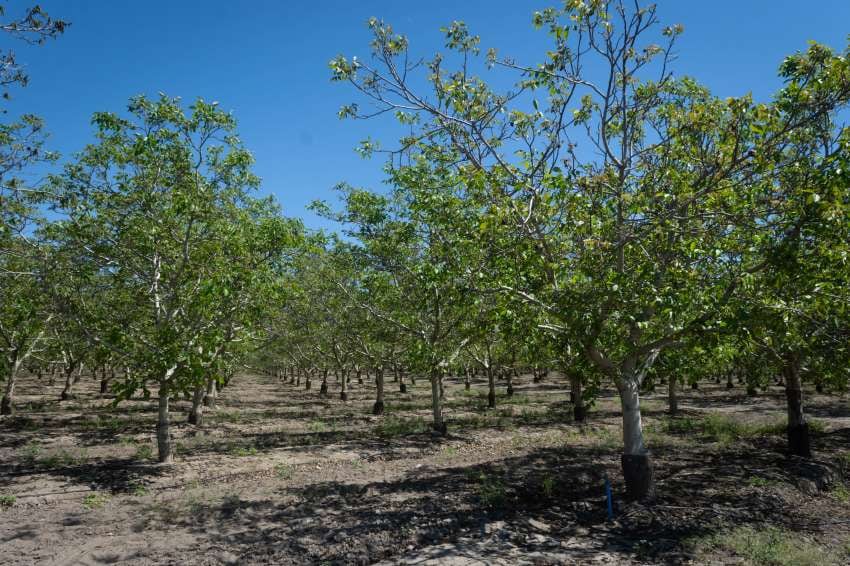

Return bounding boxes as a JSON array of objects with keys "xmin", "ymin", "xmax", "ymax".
[
  {"xmin": 430, "ymin": 367, "xmax": 445, "ymax": 435},
  {"xmin": 667, "ymin": 375, "xmax": 678, "ymax": 415},
  {"xmin": 1, "ymin": 356, "xmax": 21, "ymax": 415},
  {"xmin": 618, "ymin": 377, "xmax": 654, "ymax": 499},
  {"xmin": 157, "ymin": 383, "xmax": 173, "ymax": 463},
  {"xmin": 620, "ymin": 380, "xmax": 645, "ymax": 455}
]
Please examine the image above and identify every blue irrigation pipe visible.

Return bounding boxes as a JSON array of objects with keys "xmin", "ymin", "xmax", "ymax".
[{"xmin": 605, "ymin": 475, "xmax": 614, "ymax": 521}]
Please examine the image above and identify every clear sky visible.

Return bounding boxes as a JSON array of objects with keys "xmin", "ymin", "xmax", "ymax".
[{"xmin": 6, "ymin": 1, "xmax": 850, "ymax": 231}]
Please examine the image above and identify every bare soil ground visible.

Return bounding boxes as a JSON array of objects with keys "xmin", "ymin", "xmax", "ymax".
[{"xmin": 2, "ymin": 371, "xmax": 850, "ymax": 565}]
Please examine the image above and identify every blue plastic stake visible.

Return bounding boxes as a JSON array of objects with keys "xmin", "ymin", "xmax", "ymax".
[{"xmin": 605, "ymin": 475, "xmax": 614, "ymax": 521}]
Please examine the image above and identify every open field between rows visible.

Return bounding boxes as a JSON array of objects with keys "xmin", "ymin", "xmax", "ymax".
[{"xmin": 2, "ymin": 371, "xmax": 850, "ymax": 565}]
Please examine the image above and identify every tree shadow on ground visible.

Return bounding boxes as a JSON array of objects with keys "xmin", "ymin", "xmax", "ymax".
[
  {"xmin": 0, "ymin": 457, "xmax": 169, "ymax": 495},
  {"xmin": 121, "ymin": 437, "xmax": 848, "ymax": 565}
]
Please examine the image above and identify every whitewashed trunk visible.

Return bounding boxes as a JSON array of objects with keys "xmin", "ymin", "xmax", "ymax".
[
  {"xmin": 430, "ymin": 367, "xmax": 445, "ymax": 434},
  {"xmin": 1, "ymin": 357, "xmax": 21, "ymax": 415},
  {"xmin": 619, "ymin": 377, "xmax": 654, "ymax": 500},
  {"xmin": 157, "ymin": 383, "xmax": 173, "ymax": 463}
]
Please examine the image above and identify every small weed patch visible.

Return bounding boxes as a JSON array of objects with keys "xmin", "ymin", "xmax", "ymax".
[
  {"xmin": 472, "ymin": 471, "xmax": 507, "ymax": 508},
  {"xmin": 375, "ymin": 416, "xmax": 427, "ymax": 437},
  {"xmin": 307, "ymin": 419, "xmax": 330, "ymax": 433},
  {"xmin": 664, "ymin": 415, "xmax": 825, "ymax": 446},
  {"xmin": 541, "ymin": 474, "xmax": 556, "ymax": 498},
  {"xmin": 691, "ymin": 525, "xmax": 838, "ymax": 565},
  {"xmin": 83, "ymin": 492, "xmax": 110, "ymax": 510},
  {"xmin": 135, "ymin": 443, "xmax": 154, "ymax": 461},
  {"xmin": 275, "ymin": 463, "xmax": 294, "ymax": 479},
  {"xmin": 830, "ymin": 483, "xmax": 850, "ymax": 503},
  {"xmin": 748, "ymin": 476, "xmax": 778, "ymax": 488},
  {"xmin": 441, "ymin": 445, "xmax": 459, "ymax": 458},
  {"xmin": 229, "ymin": 444, "xmax": 258, "ymax": 457}
]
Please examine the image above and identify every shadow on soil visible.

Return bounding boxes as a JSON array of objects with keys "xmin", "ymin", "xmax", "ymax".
[{"xmin": 119, "ymin": 438, "xmax": 846, "ymax": 565}]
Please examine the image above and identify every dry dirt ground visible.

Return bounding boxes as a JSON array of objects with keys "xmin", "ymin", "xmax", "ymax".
[{"xmin": 2, "ymin": 371, "xmax": 850, "ymax": 565}]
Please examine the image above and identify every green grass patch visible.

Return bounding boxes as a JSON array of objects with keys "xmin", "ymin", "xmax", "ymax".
[
  {"xmin": 831, "ymin": 483, "xmax": 850, "ymax": 503},
  {"xmin": 690, "ymin": 525, "xmax": 840, "ymax": 565},
  {"xmin": 79, "ymin": 415, "xmax": 131, "ymax": 433},
  {"xmin": 454, "ymin": 413, "xmax": 500, "ymax": 430},
  {"xmin": 663, "ymin": 414, "xmax": 824, "ymax": 446},
  {"xmin": 540, "ymin": 473, "xmax": 556, "ymax": 498},
  {"xmin": 747, "ymin": 476, "xmax": 779, "ymax": 488},
  {"xmin": 82, "ymin": 492, "xmax": 110, "ymax": 510},
  {"xmin": 385, "ymin": 400, "xmax": 433, "ymax": 413},
  {"xmin": 275, "ymin": 463, "xmax": 294, "ymax": 479},
  {"xmin": 375, "ymin": 416, "xmax": 427, "ymax": 437},
  {"xmin": 134, "ymin": 443, "xmax": 154, "ymax": 461},
  {"xmin": 306, "ymin": 419, "xmax": 332, "ymax": 433},
  {"xmin": 229, "ymin": 444, "xmax": 258, "ymax": 457},
  {"xmin": 18, "ymin": 441, "xmax": 42, "ymax": 464},
  {"xmin": 441, "ymin": 445, "xmax": 459, "ymax": 458},
  {"xmin": 128, "ymin": 482, "xmax": 148, "ymax": 497},
  {"xmin": 501, "ymin": 394, "xmax": 532, "ymax": 406},
  {"xmin": 471, "ymin": 471, "xmax": 507, "ymax": 508},
  {"xmin": 0, "ymin": 494, "xmax": 16, "ymax": 508},
  {"xmin": 18, "ymin": 441, "xmax": 91, "ymax": 469}
]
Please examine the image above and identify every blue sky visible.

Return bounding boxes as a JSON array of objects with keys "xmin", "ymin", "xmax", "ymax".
[{"xmin": 6, "ymin": 1, "xmax": 850, "ymax": 231}]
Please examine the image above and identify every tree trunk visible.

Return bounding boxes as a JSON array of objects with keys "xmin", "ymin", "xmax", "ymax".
[
  {"xmin": 0, "ymin": 357, "xmax": 20, "ymax": 415},
  {"xmin": 157, "ymin": 383, "xmax": 173, "ymax": 463},
  {"xmin": 619, "ymin": 380, "xmax": 654, "ymax": 500},
  {"xmin": 486, "ymin": 365, "xmax": 496, "ymax": 408},
  {"xmin": 691, "ymin": 381, "xmax": 699, "ymax": 390},
  {"xmin": 570, "ymin": 373, "xmax": 586, "ymax": 422},
  {"xmin": 60, "ymin": 362, "xmax": 77, "ymax": 400},
  {"xmin": 726, "ymin": 372, "xmax": 734, "ymax": 390},
  {"xmin": 319, "ymin": 369, "xmax": 329, "ymax": 397},
  {"xmin": 372, "ymin": 366, "xmax": 385, "ymax": 415},
  {"xmin": 340, "ymin": 368, "xmax": 349, "ymax": 401},
  {"xmin": 203, "ymin": 378, "xmax": 218, "ymax": 408},
  {"xmin": 398, "ymin": 370, "xmax": 407, "ymax": 393},
  {"xmin": 506, "ymin": 370, "xmax": 514, "ymax": 397},
  {"xmin": 430, "ymin": 367, "xmax": 446, "ymax": 435},
  {"xmin": 464, "ymin": 368, "xmax": 471, "ymax": 391},
  {"xmin": 783, "ymin": 353, "xmax": 811, "ymax": 458},
  {"xmin": 99, "ymin": 367, "xmax": 112, "ymax": 396},
  {"xmin": 667, "ymin": 376, "xmax": 678, "ymax": 416},
  {"xmin": 188, "ymin": 383, "xmax": 206, "ymax": 426}
]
